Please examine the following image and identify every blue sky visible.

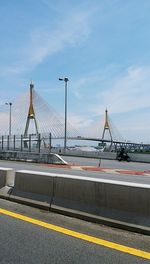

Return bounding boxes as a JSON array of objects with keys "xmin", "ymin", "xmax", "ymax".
[{"xmin": 0, "ymin": 0, "xmax": 150, "ymax": 142}]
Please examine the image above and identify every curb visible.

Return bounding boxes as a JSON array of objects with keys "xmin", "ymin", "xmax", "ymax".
[{"xmin": 51, "ymin": 206, "xmax": 150, "ymax": 236}]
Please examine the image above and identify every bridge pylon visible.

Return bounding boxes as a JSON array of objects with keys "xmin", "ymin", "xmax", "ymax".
[
  {"xmin": 101, "ymin": 108, "xmax": 113, "ymax": 142},
  {"xmin": 24, "ymin": 82, "xmax": 39, "ymax": 147}
]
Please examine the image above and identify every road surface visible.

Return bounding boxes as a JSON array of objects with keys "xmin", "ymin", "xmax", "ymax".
[
  {"xmin": 0, "ymin": 199, "xmax": 150, "ymax": 264},
  {"xmin": 0, "ymin": 159, "xmax": 150, "ymax": 185}
]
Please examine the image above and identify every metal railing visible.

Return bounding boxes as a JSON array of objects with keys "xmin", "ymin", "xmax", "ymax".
[{"xmin": 0, "ymin": 133, "xmax": 52, "ymax": 153}]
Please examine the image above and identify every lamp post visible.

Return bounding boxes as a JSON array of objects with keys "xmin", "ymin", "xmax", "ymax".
[
  {"xmin": 59, "ymin": 77, "xmax": 69, "ymax": 149},
  {"xmin": 5, "ymin": 102, "xmax": 12, "ymax": 137}
]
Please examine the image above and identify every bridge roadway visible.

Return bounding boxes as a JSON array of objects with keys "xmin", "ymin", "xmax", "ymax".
[{"xmin": 54, "ymin": 136, "xmax": 147, "ymax": 147}]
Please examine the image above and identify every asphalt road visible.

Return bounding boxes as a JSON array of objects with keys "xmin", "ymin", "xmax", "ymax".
[
  {"xmin": 0, "ymin": 159, "xmax": 150, "ymax": 185},
  {"xmin": 62, "ymin": 155, "xmax": 150, "ymax": 171},
  {"xmin": 0, "ymin": 199, "xmax": 150, "ymax": 264}
]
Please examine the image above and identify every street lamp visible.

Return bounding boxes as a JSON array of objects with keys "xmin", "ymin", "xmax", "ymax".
[
  {"xmin": 5, "ymin": 102, "xmax": 12, "ymax": 137},
  {"xmin": 59, "ymin": 77, "xmax": 69, "ymax": 149}
]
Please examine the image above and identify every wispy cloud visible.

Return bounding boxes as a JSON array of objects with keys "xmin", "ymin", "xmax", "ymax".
[
  {"xmin": 29, "ymin": 12, "xmax": 90, "ymax": 64},
  {"xmin": 83, "ymin": 65, "xmax": 150, "ymax": 115},
  {"xmin": 70, "ymin": 61, "xmax": 150, "ymax": 116},
  {"xmin": 1, "ymin": 9, "xmax": 93, "ymax": 76}
]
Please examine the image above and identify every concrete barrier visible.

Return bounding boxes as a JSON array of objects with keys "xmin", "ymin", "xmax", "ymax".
[
  {"xmin": 61, "ymin": 150, "xmax": 116, "ymax": 160},
  {"xmin": 129, "ymin": 153, "xmax": 150, "ymax": 163},
  {"xmin": 0, "ymin": 167, "xmax": 15, "ymax": 198},
  {"xmin": 61, "ymin": 150, "xmax": 150, "ymax": 163},
  {"xmin": 2, "ymin": 149, "xmax": 150, "ymax": 163},
  {"xmin": 53, "ymin": 154, "xmax": 68, "ymax": 164},
  {"xmin": 1, "ymin": 169, "xmax": 150, "ymax": 234},
  {"xmin": 10, "ymin": 170, "xmax": 54, "ymax": 209},
  {"xmin": 51, "ymin": 175, "xmax": 150, "ymax": 233},
  {"xmin": 0, "ymin": 151, "xmax": 68, "ymax": 164}
]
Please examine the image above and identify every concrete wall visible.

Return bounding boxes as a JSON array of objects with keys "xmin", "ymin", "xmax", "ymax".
[
  {"xmin": 2, "ymin": 149, "xmax": 150, "ymax": 163},
  {"xmin": 51, "ymin": 176, "xmax": 150, "ymax": 227},
  {"xmin": 0, "ymin": 168, "xmax": 15, "ymax": 197},
  {"xmin": 129, "ymin": 153, "xmax": 150, "ymax": 163},
  {"xmin": 10, "ymin": 170, "xmax": 54, "ymax": 208},
  {"xmin": 0, "ymin": 151, "xmax": 67, "ymax": 164},
  {"xmin": 0, "ymin": 168, "xmax": 15, "ymax": 188},
  {"xmin": 58, "ymin": 149, "xmax": 117, "ymax": 160},
  {"xmin": 0, "ymin": 169, "xmax": 6, "ymax": 188},
  {"xmin": 61, "ymin": 150, "xmax": 150, "ymax": 163}
]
